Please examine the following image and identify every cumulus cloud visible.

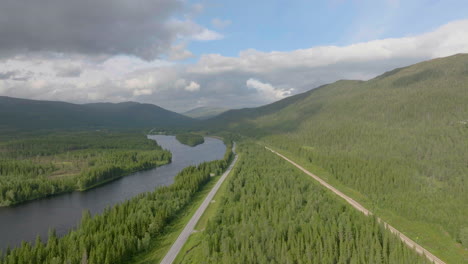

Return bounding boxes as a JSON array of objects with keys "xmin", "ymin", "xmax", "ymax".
[
  {"xmin": 192, "ymin": 29, "xmax": 224, "ymax": 41},
  {"xmin": 168, "ymin": 19, "xmax": 223, "ymax": 41},
  {"xmin": 246, "ymin": 79, "xmax": 292, "ymax": 101},
  {"xmin": 168, "ymin": 44, "xmax": 194, "ymax": 61},
  {"xmin": 1, "ymin": 19, "xmax": 468, "ymax": 111},
  {"xmin": 189, "ymin": 20, "xmax": 468, "ymax": 75},
  {"xmin": 0, "ymin": 0, "xmax": 219, "ymax": 60},
  {"xmin": 185, "ymin": 81, "xmax": 200, "ymax": 92}
]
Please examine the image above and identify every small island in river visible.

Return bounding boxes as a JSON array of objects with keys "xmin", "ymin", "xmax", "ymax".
[{"xmin": 175, "ymin": 133, "xmax": 205, "ymax": 147}]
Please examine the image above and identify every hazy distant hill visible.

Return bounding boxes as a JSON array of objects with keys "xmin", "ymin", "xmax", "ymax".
[
  {"xmin": 204, "ymin": 54, "xmax": 468, "ymax": 262},
  {"xmin": 183, "ymin": 106, "xmax": 228, "ymax": 120},
  {"xmin": 0, "ymin": 97, "xmax": 194, "ymax": 131}
]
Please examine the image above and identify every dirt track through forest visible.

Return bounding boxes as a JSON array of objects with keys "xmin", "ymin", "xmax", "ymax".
[{"xmin": 266, "ymin": 146, "xmax": 445, "ymax": 264}]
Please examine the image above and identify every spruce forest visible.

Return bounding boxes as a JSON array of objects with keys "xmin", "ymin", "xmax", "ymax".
[{"xmin": 178, "ymin": 143, "xmax": 429, "ymax": 264}]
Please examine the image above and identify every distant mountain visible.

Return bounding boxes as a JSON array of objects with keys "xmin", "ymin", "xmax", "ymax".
[
  {"xmin": 0, "ymin": 97, "xmax": 194, "ymax": 131},
  {"xmin": 203, "ymin": 85, "xmax": 323, "ymax": 134},
  {"xmin": 205, "ymin": 54, "xmax": 468, "ymax": 136},
  {"xmin": 183, "ymin": 106, "xmax": 228, "ymax": 120}
]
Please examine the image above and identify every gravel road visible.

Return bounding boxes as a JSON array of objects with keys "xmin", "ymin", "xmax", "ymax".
[{"xmin": 266, "ymin": 146, "xmax": 445, "ymax": 264}]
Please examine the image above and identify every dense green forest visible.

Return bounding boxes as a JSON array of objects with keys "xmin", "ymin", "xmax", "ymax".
[
  {"xmin": 202, "ymin": 54, "xmax": 468, "ymax": 261},
  {"xmin": 0, "ymin": 141, "xmax": 233, "ymax": 264},
  {"xmin": 175, "ymin": 133, "xmax": 205, "ymax": 147},
  {"xmin": 179, "ymin": 143, "xmax": 429, "ymax": 263},
  {"xmin": 0, "ymin": 131, "xmax": 171, "ymax": 206}
]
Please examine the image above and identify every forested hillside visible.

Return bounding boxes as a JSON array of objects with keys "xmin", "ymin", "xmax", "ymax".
[
  {"xmin": 0, "ymin": 97, "xmax": 194, "ymax": 131},
  {"xmin": 203, "ymin": 54, "xmax": 468, "ymax": 262},
  {"xmin": 179, "ymin": 143, "xmax": 429, "ymax": 263},
  {"xmin": 182, "ymin": 107, "xmax": 228, "ymax": 120},
  {"xmin": 0, "ymin": 131, "xmax": 171, "ymax": 206}
]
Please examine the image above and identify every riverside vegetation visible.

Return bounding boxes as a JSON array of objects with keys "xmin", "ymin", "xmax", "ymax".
[
  {"xmin": 0, "ymin": 140, "xmax": 233, "ymax": 264},
  {"xmin": 0, "ymin": 131, "xmax": 171, "ymax": 206},
  {"xmin": 178, "ymin": 143, "xmax": 429, "ymax": 263}
]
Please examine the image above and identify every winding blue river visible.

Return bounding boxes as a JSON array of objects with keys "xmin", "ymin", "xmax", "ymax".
[{"xmin": 0, "ymin": 135, "xmax": 226, "ymax": 250}]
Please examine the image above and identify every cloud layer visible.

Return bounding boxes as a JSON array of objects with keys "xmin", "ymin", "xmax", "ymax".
[
  {"xmin": 0, "ymin": 0, "xmax": 220, "ymax": 60},
  {"xmin": 0, "ymin": 19, "xmax": 468, "ymax": 112}
]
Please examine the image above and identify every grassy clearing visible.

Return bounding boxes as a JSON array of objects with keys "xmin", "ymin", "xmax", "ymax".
[{"xmin": 376, "ymin": 209, "xmax": 467, "ymax": 264}]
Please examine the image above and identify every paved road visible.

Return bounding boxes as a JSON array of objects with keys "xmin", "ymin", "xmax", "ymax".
[
  {"xmin": 266, "ymin": 146, "xmax": 446, "ymax": 264},
  {"xmin": 160, "ymin": 143, "xmax": 238, "ymax": 264}
]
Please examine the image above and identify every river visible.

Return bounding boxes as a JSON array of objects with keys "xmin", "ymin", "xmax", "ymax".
[{"xmin": 0, "ymin": 135, "xmax": 226, "ymax": 250}]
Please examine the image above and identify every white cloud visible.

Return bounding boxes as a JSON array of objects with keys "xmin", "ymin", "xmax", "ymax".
[
  {"xmin": 189, "ymin": 20, "xmax": 468, "ymax": 75},
  {"xmin": 1, "ymin": 19, "xmax": 468, "ymax": 111},
  {"xmin": 246, "ymin": 79, "xmax": 292, "ymax": 101},
  {"xmin": 133, "ymin": 89, "xmax": 152, "ymax": 96},
  {"xmin": 168, "ymin": 43, "xmax": 194, "ymax": 61},
  {"xmin": 169, "ymin": 19, "xmax": 223, "ymax": 41},
  {"xmin": 192, "ymin": 29, "xmax": 224, "ymax": 41},
  {"xmin": 212, "ymin": 18, "xmax": 232, "ymax": 29},
  {"xmin": 185, "ymin": 81, "xmax": 200, "ymax": 92},
  {"xmin": 175, "ymin": 78, "xmax": 187, "ymax": 89}
]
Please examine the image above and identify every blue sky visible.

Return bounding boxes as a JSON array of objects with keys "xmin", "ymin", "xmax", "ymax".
[
  {"xmin": 1, "ymin": 0, "xmax": 468, "ymax": 111},
  {"xmin": 188, "ymin": 0, "xmax": 468, "ymax": 56}
]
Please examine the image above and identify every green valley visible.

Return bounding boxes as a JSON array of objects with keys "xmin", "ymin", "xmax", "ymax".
[
  {"xmin": 0, "ymin": 54, "xmax": 467, "ymax": 264},
  {"xmin": 2, "ymin": 2, "xmax": 467, "ymax": 263}
]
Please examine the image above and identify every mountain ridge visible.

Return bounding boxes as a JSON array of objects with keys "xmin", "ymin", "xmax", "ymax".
[
  {"xmin": 182, "ymin": 106, "xmax": 228, "ymax": 120},
  {"xmin": 0, "ymin": 96, "xmax": 194, "ymax": 131}
]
